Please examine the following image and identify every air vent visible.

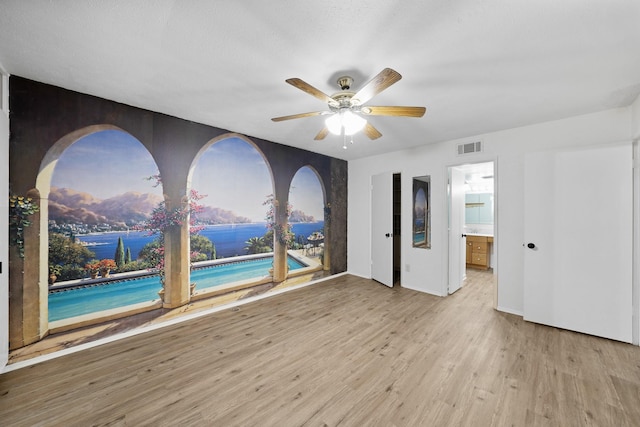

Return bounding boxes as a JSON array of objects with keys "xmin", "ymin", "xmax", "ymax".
[{"xmin": 457, "ymin": 141, "xmax": 483, "ymax": 156}]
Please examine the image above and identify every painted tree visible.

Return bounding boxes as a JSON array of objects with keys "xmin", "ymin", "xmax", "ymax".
[
  {"xmin": 114, "ymin": 236, "xmax": 125, "ymax": 268},
  {"xmin": 191, "ymin": 234, "xmax": 216, "ymax": 260},
  {"xmin": 244, "ymin": 236, "xmax": 271, "ymax": 254},
  {"xmin": 125, "ymin": 247, "xmax": 132, "ymax": 264},
  {"xmin": 138, "ymin": 239, "xmax": 163, "ymax": 269},
  {"xmin": 49, "ymin": 233, "xmax": 96, "ymax": 281}
]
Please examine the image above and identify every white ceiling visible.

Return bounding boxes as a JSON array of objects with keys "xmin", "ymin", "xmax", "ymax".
[
  {"xmin": 1, "ymin": 1, "xmax": 639, "ymax": 161},
  {"xmin": 453, "ymin": 161, "xmax": 494, "ymax": 194}
]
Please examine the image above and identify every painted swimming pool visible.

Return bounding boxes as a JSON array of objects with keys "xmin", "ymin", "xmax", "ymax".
[{"xmin": 49, "ymin": 255, "xmax": 306, "ymax": 322}]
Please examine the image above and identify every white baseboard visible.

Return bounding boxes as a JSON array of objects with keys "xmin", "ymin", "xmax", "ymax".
[
  {"xmin": 401, "ymin": 283, "xmax": 446, "ymax": 297},
  {"xmin": 496, "ymin": 305, "xmax": 523, "ymax": 317},
  {"xmin": 345, "ymin": 271, "xmax": 371, "ymax": 280}
]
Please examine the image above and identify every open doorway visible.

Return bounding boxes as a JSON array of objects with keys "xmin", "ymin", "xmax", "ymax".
[
  {"xmin": 448, "ymin": 161, "xmax": 496, "ymax": 298},
  {"xmin": 393, "ymin": 173, "xmax": 401, "ymax": 285}
]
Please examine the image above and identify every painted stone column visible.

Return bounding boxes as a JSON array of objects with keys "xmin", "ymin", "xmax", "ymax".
[
  {"xmin": 271, "ymin": 198, "xmax": 288, "ymax": 283},
  {"xmin": 9, "ymin": 188, "xmax": 46, "ymax": 349},
  {"xmin": 8, "ymin": 242, "xmax": 24, "ymax": 350},
  {"xmin": 161, "ymin": 198, "xmax": 191, "ymax": 308}
]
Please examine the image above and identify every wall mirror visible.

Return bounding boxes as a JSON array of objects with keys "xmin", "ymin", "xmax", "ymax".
[
  {"xmin": 412, "ymin": 175, "xmax": 431, "ymax": 249},
  {"xmin": 465, "ymin": 193, "xmax": 494, "ymax": 225}
]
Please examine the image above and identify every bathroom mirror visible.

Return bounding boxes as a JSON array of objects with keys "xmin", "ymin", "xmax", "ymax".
[
  {"xmin": 465, "ymin": 193, "xmax": 494, "ymax": 225},
  {"xmin": 412, "ymin": 175, "xmax": 431, "ymax": 249}
]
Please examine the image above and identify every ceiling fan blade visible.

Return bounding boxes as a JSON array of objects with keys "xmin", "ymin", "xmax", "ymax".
[
  {"xmin": 361, "ymin": 106, "xmax": 426, "ymax": 117},
  {"xmin": 286, "ymin": 78, "xmax": 337, "ymax": 105},
  {"xmin": 363, "ymin": 122, "xmax": 382, "ymax": 140},
  {"xmin": 271, "ymin": 111, "xmax": 328, "ymax": 122},
  {"xmin": 314, "ymin": 127, "xmax": 330, "ymax": 140},
  {"xmin": 351, "ymin": 68, "xmax": 402, "ymax": 106}
]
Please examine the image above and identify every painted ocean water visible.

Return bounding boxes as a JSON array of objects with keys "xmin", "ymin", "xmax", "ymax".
[{"xmin": 75, "ymin": 222, "xmax": 325, "ymax": 260}]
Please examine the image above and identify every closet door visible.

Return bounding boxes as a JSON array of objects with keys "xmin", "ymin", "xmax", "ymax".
[{"xmin": 523, "ymin": 143, "xmax": 632, "ymax": 342}]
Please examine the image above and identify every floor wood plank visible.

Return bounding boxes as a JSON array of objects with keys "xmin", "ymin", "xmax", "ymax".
[{"xmin": 1, "ymin": 270, "xmax": 639, "ymax": 426}]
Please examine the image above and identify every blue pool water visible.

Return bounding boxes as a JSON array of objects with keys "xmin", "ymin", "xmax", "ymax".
[{"xmin": 49, "ymin": 255, "xmax": 306, "ymax": 322}]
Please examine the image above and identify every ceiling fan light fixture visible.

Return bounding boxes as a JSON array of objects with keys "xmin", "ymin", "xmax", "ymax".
[
  {"xmin": 325, "ymin": 113, "xmax": 342, "ymax": 135},
  {"xmin": 326, "ymin": 110, "xmax": 366, "ymax": 136},
  {"xmin": 343, "ymin": 110, "xmax": 367, "ymax": 135}
]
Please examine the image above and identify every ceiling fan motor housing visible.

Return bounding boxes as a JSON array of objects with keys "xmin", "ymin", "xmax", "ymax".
[
  {"xmin": 329, "ymin": 91, "xmax": 357, "ymax": 111},
  {"xmin": 337, "ymin": 76, "xmax": 353, "ymax": 90}
]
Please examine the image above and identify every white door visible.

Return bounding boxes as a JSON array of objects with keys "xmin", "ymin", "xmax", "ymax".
[
  {"xmin": 448, "ymin": 167, "xmax": 466, "ymax": 294},
  {"xmin": 371, "ymin": 172, "xmax": 394, "ymax": 287},
  {"xmin": 524, "ymin": 143, "xmax": 633, "ymax": 342}
]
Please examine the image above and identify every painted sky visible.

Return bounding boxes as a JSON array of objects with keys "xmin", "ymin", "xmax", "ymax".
[
  {"xmin": 415, "ymin": 188, "xmax": 427, "ymax": 212},
  {"xmin": 289, "ymin": 167, "xmax": 324, "ymax": 220},
  {"xmin": 52, "ymin": 130, "xmax": 162, "ymax": 199},
  {"xmin": 53, "ymin": 132, "xmax": 324, "ymax": 222},
  {"xmin": 191, "ymin": 138, "xmax": 272, "ymax": 221},
  {"xmin": 192, "ymin": 137, "xmax": 324, "ymax": 222}
]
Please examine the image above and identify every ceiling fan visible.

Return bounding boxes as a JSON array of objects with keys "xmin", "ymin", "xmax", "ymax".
[{"xmin": 271, "ymin": 68, "xmax": 426, "ymax": 143}]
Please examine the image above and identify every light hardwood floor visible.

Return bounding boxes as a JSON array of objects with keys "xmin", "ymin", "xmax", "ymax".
[{"xmin": 1, "ymin": 271, "xmax": 639, "ymax": 426}]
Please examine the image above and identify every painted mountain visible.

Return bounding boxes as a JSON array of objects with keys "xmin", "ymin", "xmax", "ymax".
[
  {"xmin": 49, "ymin": 187, "xmax": 253, "ymax": 226},
  {"xmin": 49, "ymin": 187, "xmax": 163, "ymax": 226},
  {"xmin": 289, "ymin": 209, "xmax": 316, "ymax": 223},
  {"xmin": 198, "ymin": 206, "xmax": 251, "ymax": 225}
]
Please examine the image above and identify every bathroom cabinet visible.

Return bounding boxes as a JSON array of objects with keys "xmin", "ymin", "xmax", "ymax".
[{"xmin": 466, "ymin": 235, "xmax": 493, "ymax": 270}]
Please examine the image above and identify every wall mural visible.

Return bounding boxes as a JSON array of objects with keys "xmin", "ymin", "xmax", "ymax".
[
  {"xmin": 8, "ymin": 76, "xmax": 347, "ymax": 355},
  {"xmin": 47, "ymin": 131, "xmax": 326, "ymax": 324}
]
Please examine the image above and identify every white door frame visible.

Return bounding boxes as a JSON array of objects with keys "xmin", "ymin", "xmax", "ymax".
[
  {"xmin": 445, "ymin": 158, "xmax": 498, "ymax": 305},
  {"xmin": 448, "ymin": 166, "xmax": 466, "ymax": 294},
  {"xmin": 634, "ymin": 139, "xmax": 640, "ymax": 345}
]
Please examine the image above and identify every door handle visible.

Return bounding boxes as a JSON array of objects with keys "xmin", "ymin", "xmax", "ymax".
[
  {"xmin": 385, "ymin": 233, "xmax": 391, "ymax": 238},
  {"xmin": 525, "ymin": 243, "xmax": 536, "ymax": 249},
  {"xmin": 461, "ymin": 233, "xmax": 467, "ymax": 237}
]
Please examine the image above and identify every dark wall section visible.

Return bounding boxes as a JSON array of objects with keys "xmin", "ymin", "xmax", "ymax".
[{"xmin": 9, "ymin": 76, "xmax": 347, "ymax": 273}]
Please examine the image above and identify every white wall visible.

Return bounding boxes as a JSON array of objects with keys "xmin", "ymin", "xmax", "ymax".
[
  {"xmin": 0, "ymin": 68, "xmax": 9, "ymax": 368},
  {"xmin": 632, "ymin": 94, "xmax": 640, "ymax": 344},
  {"xmin": 632, "ymin": 93, "xmax": 640, "ymax": 139},
  {"xmin": 349, "ymin": 107, "xmax": 632, "ymax": 315}
]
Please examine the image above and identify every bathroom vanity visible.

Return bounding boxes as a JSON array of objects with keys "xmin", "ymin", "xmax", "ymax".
[{"xmin": 466, "ymin": 235, "xmax": 493, "ymax": 270}]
